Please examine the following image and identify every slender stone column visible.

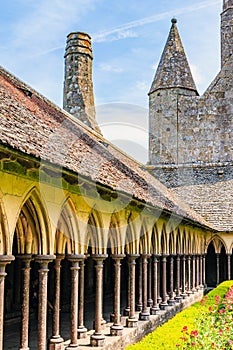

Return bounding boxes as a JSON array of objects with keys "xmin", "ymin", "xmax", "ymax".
[
  {"xmin": 35, "ymin": 255, "xmax": 56, "ymax": 350},
  {"xmin": 192, "ymin": 255, "xmax": 196, "ymax": 293},
  {"xmin": 187, "ymin": 256, "xmax": 192, "ymax": 295},
  {"xmin": 157, "ymin": 256, "xmax": 162, "ymax": 304},
  {"xmin": 168, "ymin": 255, "xmax": 175, "ymax": 305},
  {"xmin": 151, "ymin": 255, "xmax": 160, "ymax": 314},
  {"xmin": 0, "ymin": 255, "xmax": 15, "ymax": 350},
  {"xmin": 216, "ymin": 253, "xmax": 220, "ymax": 286},
  {"xmin": 90, "ymin": 254, "xmax": 108, "ymax": 347},
  {"xmin": 199, "ymin": 255, "xmax": 203, "ymax": 288},
  {"xmin": 160, "ymin": 255, "xmax": 169, "ymax": 310},
  {"xmin": 77, "ymin": 257, "xmax": 88, "ymax": 339},
  {"xmin": 66, "ymin": 254, "xmax": 85, "ymax": 349},
  {"xmin": 49, "ymin": 254, "xmax": 65, "ymax": 350},
  {"xmin": 136, "ymin": 257, "xmax": 143, "ymax": 311},
  {"xmin": 18, "ymin": 255, "xmax": 33, "ymax": 350},
  {"xmin": 175, "ymin": 255, "xmax": 182, "ymax": 302},
  {"xmin": 124, "ymin": 267, "xmax": 130, "ymax": 316},
  {"xmin": 227, "ymin": 254, "xmax": 231, "ymax": 280},
  {"xmin": 196, "ymin": 255, "xmax": 200, "ymax": 290},
  {"xmin": 181, "ymin": 255, "xmax": 187, "ymax": 299},
  {"xmin": 126, "ymin": 254, "xmax": 140, "ymax": 327},
  {"xmin": 139, "ymin": 254, "xmax": 151, "ymax": 320},
  {"xmin": 202, "ymin": 254, "xmax": 206, "ymax": 288},
  {"xmin": 147, "ymin": 257, "xmax": 153, "ymax": 308},
  {"xmin": 110, "ymin": 254, "xmax": 125, "ymax": 336}
]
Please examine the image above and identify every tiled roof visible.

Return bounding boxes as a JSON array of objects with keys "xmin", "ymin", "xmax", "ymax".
[
  {"xmin": 174, "ymin": 180, "xmax": 233, "ymax": 232},
  {"xmin": 0, "ymin": 65, "xmax": 212, "ymax": 229}
]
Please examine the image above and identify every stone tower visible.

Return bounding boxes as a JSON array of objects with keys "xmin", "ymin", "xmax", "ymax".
[
  {"xmin": 148, "ymin": 19, "xmax": 198, "ymax": 186},
  {"xmin": 63, "ymin": 32, "xmax": 101, "ymax": 133},
  {"xmin": 148, "ymin": 4, "xmax": 233, "ymax": 188},
  {"xmin": 222, "ymin": 0, "xmax": 233, "ymax": 66}
]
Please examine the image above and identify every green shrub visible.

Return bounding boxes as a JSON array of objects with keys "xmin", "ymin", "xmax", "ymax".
[{"xmin": 126, "ymin": 281, "xmax": 233, "ymax": 350}]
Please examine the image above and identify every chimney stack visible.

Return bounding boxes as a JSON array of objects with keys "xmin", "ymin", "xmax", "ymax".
[{"xmin": 63, "ymin": 32, "xmax": 101, "ymax": 133}]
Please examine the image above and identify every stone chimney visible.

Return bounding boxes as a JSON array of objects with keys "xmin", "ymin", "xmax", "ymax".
[
  {"xmin": 63, "ymin": 32, "xmax": 101, "ymax": 133},
  {"xmin": 221, "ymin": 0, "xmax": 233, "ymax": 66}
]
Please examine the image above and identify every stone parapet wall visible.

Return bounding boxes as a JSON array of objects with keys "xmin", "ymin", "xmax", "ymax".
[{"xmin": 148, "ymin": 164, "xmax": 233, "ymax": 188}]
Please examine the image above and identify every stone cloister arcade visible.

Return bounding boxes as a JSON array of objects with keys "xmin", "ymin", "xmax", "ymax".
[{"xmin": 0, "ymin": 170, "xmax": 228, "ymax": 350}]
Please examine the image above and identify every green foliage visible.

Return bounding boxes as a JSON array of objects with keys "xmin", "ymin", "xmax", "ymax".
[{"xmin": 126, "ymin": 281, "xmax": 233, "ymax": 350}]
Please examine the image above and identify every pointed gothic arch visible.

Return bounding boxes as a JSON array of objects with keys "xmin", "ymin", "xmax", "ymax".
[
  {"xmin": 85, "ymin": 209, "xmax": 104, "ymax": 254},
  {"xmin": 139, "ymin": 220, "xmax": 150, "ymax": 254},
  {"xmin": 14, "ymin": 187, "xmax": 51, "ymax": 255},
  {"xmin": 55, "ymin": 197, "xmax": 81, "ymax": 254},
  {"xmin": 125, "ymin": 219, "xmax": 136, "ymax": 254},
  {"xmin": 107, "ymin": 212, "xmax": 123, "ymax": 254}
]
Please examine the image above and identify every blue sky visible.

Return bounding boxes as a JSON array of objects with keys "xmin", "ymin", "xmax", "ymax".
[{"xmin": 0, "ymin": 0, "xmax": 222, "ymax": 162}]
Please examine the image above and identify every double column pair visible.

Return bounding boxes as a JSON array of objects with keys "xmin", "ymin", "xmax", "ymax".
[
  {"xmin": 16, "ymin": 254, "xmax": 56, "ymax": 350},
  {"xmin": 176, "ymin": 254, "xmax": 196, "ymax": 300},
  {"xmin": 18, "ymin": 254, "xmax": 87, "ymax": 350},
  {"xmin": 137, "ymin": 254, "xmax": 170, "ymax": 315},
  {"xmin": 90, "ymin": 254, "xmax": 126, "ymax": 346}
]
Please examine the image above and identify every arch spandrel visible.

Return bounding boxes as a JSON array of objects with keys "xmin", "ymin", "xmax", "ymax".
[
  {"xmin": 0, "ymin": 199, "xmax": 10, "ymax": 255},
  {"xmin": 107, "ymin": 212, "xmax": 124, "ymax": 255},
  {"xmin": 192, "ymin": 233, "xmax": 198, "ymax": 254},
  {"xmin": 176, "ymin": 228, "xmax": 182, "ymax": 254},
  {"xmin": 151, "ymin": 224, "xmax": 159, "ymax": 254},
  {"xmin": 141, "ymin": 215, "xmax": 155, "ymax": 254},
  {"xmin": 84, "ymin": 209, "xmax": 106, "ymax": 254},
  {"xmin": 139, "ymin": 219, "xmax": 151, "ymax": 254},
  {"xmin": 160, "ymin": 224, "xmax": 168, "ymax": 255},
  {"xmin": 54, "ymin": 197, "xmax": 82, "ymax": 255},
  {"xmin": 168, "ymin": 231, "xmax": 175, "ymax": 254}
]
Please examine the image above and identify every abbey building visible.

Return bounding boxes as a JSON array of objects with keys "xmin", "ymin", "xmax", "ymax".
[{"xmin": 0, "ymin": 1, "xmax": 232, "ymax": 349}]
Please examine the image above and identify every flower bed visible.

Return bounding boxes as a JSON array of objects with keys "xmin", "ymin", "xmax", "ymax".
[{"xmin": 126, "ymin": 281, "xmax": 233, "ymax": 350}]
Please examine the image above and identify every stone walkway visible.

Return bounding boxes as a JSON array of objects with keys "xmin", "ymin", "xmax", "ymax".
[{"xmin": 4, "ymin": 290, "xmax": 203, "ymax": 349}]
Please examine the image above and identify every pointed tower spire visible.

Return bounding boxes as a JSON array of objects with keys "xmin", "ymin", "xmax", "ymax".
[
  {"xmin": 149, "ymin": 19, "xmax": 197, "ymax": 95},
  {"xmin": 221, "ymin": 0, "xmax": 233, "ymax": 66}
]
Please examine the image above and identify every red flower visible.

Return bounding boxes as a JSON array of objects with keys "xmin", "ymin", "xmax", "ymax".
[
  {"xmin": 191, "ymin": 330, "xmax": 198, "ymax": 337},
  {"xmin": 182, "ymin": 326, "xmax": 188, "ymax": 332},
  {"xmin": 219, "ymin": 308, "xmax": 225, "ymax": 314}
]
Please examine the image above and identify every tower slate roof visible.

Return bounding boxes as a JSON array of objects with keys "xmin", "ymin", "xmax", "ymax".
[{"xmin": 149, "ymin": 19, "xmax": 198, "ymax": 94}]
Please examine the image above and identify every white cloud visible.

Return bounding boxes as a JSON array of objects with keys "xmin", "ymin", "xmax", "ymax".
[
  {"xmin": 98, "ymin": 63, "xmax": 124, "ymax": 73},
  {"xmin": 93, "ymin": 0, "xmax": 220, "ymax": 43},
  {"xmin": 94, "ymin": 29, "xmax": 138, "ymax": 43}
]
